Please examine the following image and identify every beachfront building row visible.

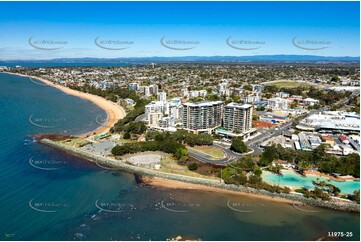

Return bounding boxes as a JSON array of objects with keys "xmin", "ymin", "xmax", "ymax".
[
  {"xmin": 145, "ymin": 98, "xmax": 183, "ymax": 126},
  {"xmin": 182, "ymin": 101, "xmax": 224, "ymax": 134},
  {"xmin": 128, "ymin": 83, "xmax": 159, "ymax": 97},
  {"xmin": 145, "ymin": 99, "xmax": 254, "ymax": 135},
  {"xmin": 182, "ymin": 101, "xmax": 253, "ymax": 135}
]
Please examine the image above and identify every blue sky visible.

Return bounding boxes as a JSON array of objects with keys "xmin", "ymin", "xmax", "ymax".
[{"xmin": 0, "ymin": 1, "xmax": 359, "ymax": 60}]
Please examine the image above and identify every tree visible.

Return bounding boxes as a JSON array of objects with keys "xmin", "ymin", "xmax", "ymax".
[
  {"xmin": 330, "ymin": 75, "xmax": 340, "ymax": 82},
  {"xmin": 174, "ymin": 148, "xmax": 188, "ymax": 162},
  {"xmin": 260, "ymin": 144, "xmax": 279, "ymax": 164},
  {"xmin": 187, "ymin": 162, "xmax": 198, "ymax": 171},
  {"xmin": 123, "ymin": 132, "xmax": 131, "ymax": 139},
  {"xmin": 243, "ymin": 84, "xmax": 253, "ymax": 91},
  {"xmin": 230, "ymin": 137, "xmax": 248, "ymax": 153},
  {"xmin": 256, "ymin": 106, "xmax": 265, "ymax": 111},
  {"xmin": 354, "ymin": 190, "xmax": 360, "ymax": 204}
]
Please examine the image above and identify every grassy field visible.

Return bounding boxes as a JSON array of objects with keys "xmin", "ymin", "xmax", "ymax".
[
  {"xmin": 188, "ymin": 146, "xmax": 225, "ymax": 159},
  {"xmin": 262, "ymin": 80, "xmax": 317, "ymax": 88},
  {"xmin": 159, "ymin": 157, "xmax": 218, "ymax": 179},
  {"xmin": 117, "ymin": 138, "xmax": 138, "ymax": 143}
]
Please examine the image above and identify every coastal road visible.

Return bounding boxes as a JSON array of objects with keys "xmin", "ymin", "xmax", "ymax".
[{"xmin": 187, "ymin": 144, "xmax": 246, "ymax": 165}]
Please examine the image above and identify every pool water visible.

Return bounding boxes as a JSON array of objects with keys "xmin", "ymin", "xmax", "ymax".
[{"xmin": 262, "ymin": 170, "xmax": 360, "ymax": 194}]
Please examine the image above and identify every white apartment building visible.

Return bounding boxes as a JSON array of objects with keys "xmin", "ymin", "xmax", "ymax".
[
  {"xmin": 303, "ymin": 98, "xmax": 320, "ymax": 106},
  {"xmin": 223, "ymin": 103, "xmax": 253, "ymax": 132},
  {"xmin": 267, "ymin": 97, "xmax": 288, "ymax": 110},
  {"xmin": 157, "ymin": 92, "xmax": 167, "ymax": 101},
  {"xmin": 180, "ymin": 88, "xmax": 189, "ymax": 97},
  {"xmin": 244, "ymin": 93, "xmax": 260, "ymax": 104},
  {"xmin": 217, "ymin": 82, "xmax": 229, "ymax": 96},
  {"xmin": 189, "ymin": 90, "xmax": 207, "ymax": 98},
  {"xmin": 182, "ymin": 101, "xmax": 224, "ymax": 134},
  {"xmin": 149, "ymin": 84, "xmax": 159, "ymax": 95},
  {"xmin": 128, "ymin": 82, "xmax": 139, "ymax": 91}
]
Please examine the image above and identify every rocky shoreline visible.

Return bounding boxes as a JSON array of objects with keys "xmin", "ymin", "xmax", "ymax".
[{"xmin": 40, "ymin": 138, "xmax": 360, "ymax": 213}]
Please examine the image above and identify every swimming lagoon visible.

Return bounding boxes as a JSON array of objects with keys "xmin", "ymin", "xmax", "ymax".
[{"xmin": 262, "ymin": 170, "xmax": 360, "ymax": 194}]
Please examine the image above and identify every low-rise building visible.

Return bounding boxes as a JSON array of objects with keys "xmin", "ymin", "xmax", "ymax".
[
  {"xmin": 321, "ymin": 135, "xmax": 335, "ymax": 146},
  {"xmin": 303, "ymin": 98, "xmax": 320, "ymax": 106},
  {"xmin": 267, "ymin": 97, "xmax": 288, "ymax": 110},
  {"xmin": 339, "ymin": 135, "xmax": 350, "ymax": 144},
  {"xmin": 276, "ymin": 92, "xmax": 290, "ymax": 98},
  {"xmin": 298, "ymin": 111, "xmax": 360, "ymax": 133},
  {"xmin": 298, "ymin": 132, "xmax": 312, "ymax": 151}
]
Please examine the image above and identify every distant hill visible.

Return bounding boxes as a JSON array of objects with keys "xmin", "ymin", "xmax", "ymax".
[{"xmin": 1, "ymin": 55, "xmax": 359, "ymax": 64}]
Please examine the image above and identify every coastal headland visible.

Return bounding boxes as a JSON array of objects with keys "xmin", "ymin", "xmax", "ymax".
[{"xmin": 40, "ymin": 138, "xmax": 359, "ymax": 212}]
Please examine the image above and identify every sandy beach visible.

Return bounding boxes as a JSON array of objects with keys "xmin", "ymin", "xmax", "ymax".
[
  {"xmin": 304, "ymin": 170, "xmax": 357, "ymax": 181},
  {"xmin": 4, "ymin": 72, "xmax": 126, "ymax": 137},
  {"xmin": 141, "ymin": 175, "xmax": 302, "ymax": 205}
]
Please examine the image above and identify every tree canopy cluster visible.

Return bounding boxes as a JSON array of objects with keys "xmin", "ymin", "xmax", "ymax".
[
  {"xmin": 117, "ymin": 121, "xmax": 147, "ymax": 135},
  {"xmin": 307, "ymin": 87, "xmax": 350, "ymax": 106},
  {"xmin": 146, "ymin": 130, "xmax": 214, "ymax": 147},
  {"xmin": 111, "ymin": 140, "xmax": 188, "ymax": 162},
  {"xmin": 258, "ymin": 144, "xmax": 360, "ymax": 177},
  {"xmin": 221, "ymin": 156, "xmax": 290, "ymax": 194},
  {"xmin": 230, "ymin": 137, "xmax": 248, "ymax": 153}
]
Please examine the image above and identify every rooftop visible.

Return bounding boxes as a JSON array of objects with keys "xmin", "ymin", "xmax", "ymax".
[
  {"xmin": 225, "ymin": 102, "xmax": 252, "ymax": 109},
  {"xmin": 183, "ymin": 100, "xmax": 224, "ymax": 107}
]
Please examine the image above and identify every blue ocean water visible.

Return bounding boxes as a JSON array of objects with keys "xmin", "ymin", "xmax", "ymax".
[{"xmin": 0, "ymin": 72, "xmax": 359, "ymax": 241}]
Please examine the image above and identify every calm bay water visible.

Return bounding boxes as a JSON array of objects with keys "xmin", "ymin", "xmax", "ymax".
[{"xmin": 0, "ymin": 72, "xmax": 359, "ymax": 241}]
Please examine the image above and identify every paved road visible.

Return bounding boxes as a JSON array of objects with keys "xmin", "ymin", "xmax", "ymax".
[
  {"xmin": 187, "ymin": 148, "xmax": 229, "ymax": 165},
  {"xmin": 187, "ymin": 144, "xmax": 247, "ymax": 165}
]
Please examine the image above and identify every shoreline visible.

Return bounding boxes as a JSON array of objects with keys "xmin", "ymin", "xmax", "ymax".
[
  {"xmin": 140, "ymin": 175, "xmax": 301, "ymax": 205},
  {"xmin": 3, "ymin": 71, "xmax": 126, "ymax": 137},
  {"xmin": 39, "ymin": 138, "xmax": 360, "ymax": 212},
  {"xmin": 304, "ymin": 170, "xmax": 358, "ymax": 182}
]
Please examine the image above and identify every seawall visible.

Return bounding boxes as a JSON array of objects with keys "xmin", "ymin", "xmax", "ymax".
[{"xmin": 40, "ymin": 138, "xmax": 360, "ymax": 212}]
